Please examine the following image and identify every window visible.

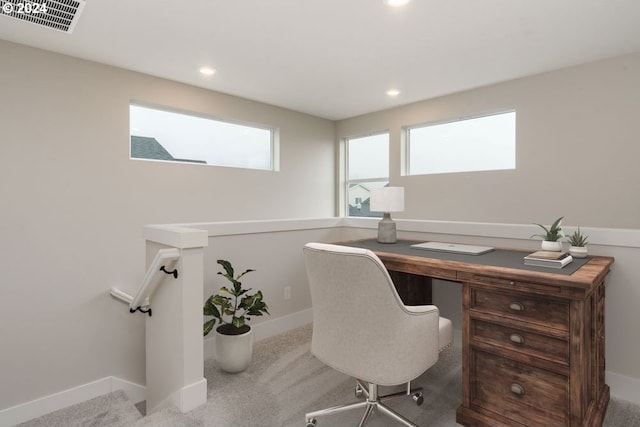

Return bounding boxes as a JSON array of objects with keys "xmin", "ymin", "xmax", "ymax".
[
  {"xmin": 129, "ymin": 104, "xmax": 276, "ymax": 170},
  {"xmin": 346, "ymin": 132, "xmax": 389, "ymax": 217},
  {"xmin": 407, "ymin": 111, "xmax": 515, "ymax": 175}
]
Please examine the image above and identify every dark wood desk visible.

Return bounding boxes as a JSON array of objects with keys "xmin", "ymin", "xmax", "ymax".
[{"xmin": 344, "ymin": 239, "xmax": 614, "ymax": 427}]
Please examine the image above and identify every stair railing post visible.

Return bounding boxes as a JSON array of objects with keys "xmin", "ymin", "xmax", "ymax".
[{"xmin": 143, "ymin": 225, "xmax": 209, "ymax": 414}]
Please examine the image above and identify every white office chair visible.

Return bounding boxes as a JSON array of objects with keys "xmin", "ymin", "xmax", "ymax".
[{"xmin": 303, "ymin": 242, "xmax": 453, "ymax": 427}]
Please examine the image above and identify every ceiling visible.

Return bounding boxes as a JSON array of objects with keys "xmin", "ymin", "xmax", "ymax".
[{"xmin": 1, "ymin": 0, "xmax": 640, "ymax": 120}]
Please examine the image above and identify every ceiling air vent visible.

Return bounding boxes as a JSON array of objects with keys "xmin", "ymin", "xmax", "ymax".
[{"xmin": 0, "ymin": 0, "xmax": 86, "ymax": 34}]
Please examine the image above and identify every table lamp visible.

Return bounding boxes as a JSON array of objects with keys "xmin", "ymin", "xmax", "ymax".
[{"xmin": 370, "ymin": 186, "xmax": 404, "ymax": 243}]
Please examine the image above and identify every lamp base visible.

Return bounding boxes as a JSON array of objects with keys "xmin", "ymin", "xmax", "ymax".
[{"xmin": 377, "ymin": 213, "xmax": 397, "ymax": 243}]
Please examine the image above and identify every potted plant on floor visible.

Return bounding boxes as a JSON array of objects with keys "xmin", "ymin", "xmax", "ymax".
[
  {"xmin": 531, "ymin": 216, "xmax": 565, "ymax": 251},
  {"xmin": 203, "ymin": 259, "xmax": 269, "ymax": 373},
  {"xmin": 567, "ymin": 227, "xmax": 589, "ymax": 258}
]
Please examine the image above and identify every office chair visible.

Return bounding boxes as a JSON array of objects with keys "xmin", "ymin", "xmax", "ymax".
[{"xmin": 303, "ymin": 242, "xmax": 453, "ymax": 427}]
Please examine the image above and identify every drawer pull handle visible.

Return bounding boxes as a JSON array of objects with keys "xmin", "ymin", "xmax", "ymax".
[
  {"xmin": 510, "ymin": 383, "xmax": 526, "ymax": 396},
  {"xmin": 510, "ymin": 334, "xmax": 525, "ymax": 344},
  {"xmin": 509, "ymin": 302, "xmax": 525, "ymax": 311}
]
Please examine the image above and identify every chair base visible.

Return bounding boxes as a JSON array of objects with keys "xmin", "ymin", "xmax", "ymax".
[{"xmin": 305, "ymin": 381, "xmax": 423, "ymax": 427}]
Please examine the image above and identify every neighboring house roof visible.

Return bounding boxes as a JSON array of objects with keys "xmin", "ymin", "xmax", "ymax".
[
  {"xmin": 130, "ymin": 136, "xmax": 206, "ymax": 164},
  {"xmin": 130, "ymin": 136, "xmax": 174, "ymax": 160}
]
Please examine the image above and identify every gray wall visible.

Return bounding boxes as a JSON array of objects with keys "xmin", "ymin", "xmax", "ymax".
[
  {"xmin": 0, "ymin": 40, "xmax": 335, "ymax": 409},
  {"xmin": 337, "ymin": 52, "xmax": 640, "ymax": 229}
]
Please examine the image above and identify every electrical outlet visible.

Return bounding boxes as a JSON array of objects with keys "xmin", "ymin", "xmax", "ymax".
[{"xmin": 284, "ymin": 286, "xmax": 291, "ymax": 300}]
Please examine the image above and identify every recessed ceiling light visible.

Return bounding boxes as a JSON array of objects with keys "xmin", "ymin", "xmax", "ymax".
[
  {"xmin": 386, "ymin": 89, "xmax": 400, "ymax": 97},
  {"xmin": 385, "ymin": 0, "xmax": 412, "ymax": 7},
  {"xmin": 199, "ymin": 67, "xmax": 216, "ymax": 76}
]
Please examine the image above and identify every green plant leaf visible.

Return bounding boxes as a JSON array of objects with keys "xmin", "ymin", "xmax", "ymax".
[
  {"xmin": 241, "ymin": 291, "xmax": 270, "ymax": 316},
  {"xmin": 246, "ymin": 302, "xmax": 269, "ymax": 316},
  {"xmin": 550, "ymin": 216, "xmax": 564, "ymax": 232},
  {"xmin": 232, "ymin": 281, "xmax": 244, "ymax": 296},
  {"xmin": 212, "ymin": 294, "xmax": 229, "ymax": 305},
  {"xmin": 568, "ymin": 227, "xmax": 589, "ymax": 246},
  {"xmin": 203, "ymin": 318, "xmax": 216, "ymax": 336},
  {"xmin": 232, "ymin": 316, "xmax": 245, "ymax": 329},
  {"xmin": 236, "ymin": 268, "xmax": 256, "ymax": 281},
  {"xmin": 235, "ymin": 287, "xmax": 249, "ymax": 297},
  {"xmin": 203, "ymin": 296, "xmax": 221, "ymax": 319},
  {"xmin": 217, "ymin": 259, "xmax": 234, "ymax": 278},
  {"xmin": 531, "ymin": 216, "xmax": 564, "ymax": 241}
]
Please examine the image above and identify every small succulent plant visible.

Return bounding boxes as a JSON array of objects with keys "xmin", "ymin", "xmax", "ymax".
[
  {"xmin": 531, "ymin": 216, "xmax": 564, "ymax": 242},
  {"xmin": 567, "ymin": 228, "xmax": 589, "ymax": 247}
]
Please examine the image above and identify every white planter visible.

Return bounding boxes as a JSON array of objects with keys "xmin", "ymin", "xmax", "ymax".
[
  {"xmin": 215, "ymin": 326, "xmax": 253, "ymax": 373},
  {"xmin": 541, "ymin": 240, "xmax": 563, "ymax": 252},
  {"xmin": 570, "ymin": 246, "xmax": 588, "ymax": 258}
]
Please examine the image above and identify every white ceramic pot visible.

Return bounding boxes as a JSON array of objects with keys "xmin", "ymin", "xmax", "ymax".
[
  {"xmin": 541, "ymin": 240, "xmax": 563, "ymax": 252},
  {"xmin": 215, "ymin": 326, "xmax": 253, "ymax": 373},
  {"xmin": 570, "ymin": 246, "xmax": 588, "ymax": 258}
]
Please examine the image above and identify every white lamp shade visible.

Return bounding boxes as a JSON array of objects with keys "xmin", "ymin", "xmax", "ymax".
[{"xmin": 370, "ymin": 187, "xmax": 404, "ymax": 213}]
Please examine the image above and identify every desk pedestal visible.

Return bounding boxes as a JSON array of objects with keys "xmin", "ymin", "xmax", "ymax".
[{"xmin": 456, "ymin": 276, "xmax": 609, "ymax": 427}]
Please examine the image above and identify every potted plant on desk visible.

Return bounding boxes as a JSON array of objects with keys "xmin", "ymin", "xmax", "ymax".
[
  {"xmin": 531, "ymin": 216, "xmax": 564, "ymax": 251},
  {"xmin": 567, "ymin": 228, "xmax": 589, "ymax": 258},
  {"xmin": 203, "ymin": 259, "xmax": 269, "ymax": 373}
]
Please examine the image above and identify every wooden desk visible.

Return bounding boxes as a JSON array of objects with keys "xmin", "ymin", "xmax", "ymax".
[{"xmin": 344, "ymin": 239, "xmax": 614, "ymax": 427}]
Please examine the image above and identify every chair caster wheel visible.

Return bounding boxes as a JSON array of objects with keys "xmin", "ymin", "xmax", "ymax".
[
  {"xmin": 412, "ymin": 391, "xmax": 424, "ymax": 406},
  {"xmin": 355, "ymin": 383, "xmax": 364, "ymax": 398},
  {"xmin": 305, "ymin": 418, "xmax": 317, "ymax": 427}
]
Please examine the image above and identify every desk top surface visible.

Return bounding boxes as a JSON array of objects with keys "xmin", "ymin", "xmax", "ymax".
[{"xmin": 343, "ymin": 239, "xmax": 614, "ymax": 290}]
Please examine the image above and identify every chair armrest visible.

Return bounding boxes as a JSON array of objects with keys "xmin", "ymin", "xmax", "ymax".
[{"xmin": 404, "ymin": 304, "xmax": 439, "ymax": 315}]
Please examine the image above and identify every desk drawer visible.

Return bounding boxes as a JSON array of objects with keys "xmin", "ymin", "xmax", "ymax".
[
  {"xmin": 470, "ymin": 287, "xmax": 569, "ymax": 332},
  {"xmin": 471, "ymin": 319, "xmax": 569, "ymax": 365},
  {"xmin": 472, "ymin": 350, "xmax": 568, "ymax": 427}
]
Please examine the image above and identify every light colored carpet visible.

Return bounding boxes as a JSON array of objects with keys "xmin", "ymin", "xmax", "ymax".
[
  {"xmin": 16, "ymin": 324, "xmax": 640, "ymax": 426},
  {"xmin": 16, "ymin": 390, "xmax": 142, "ymax": 427},
  {"xmin": 136, "ymin": 324, "xmax": 462, "ymax": 427}
]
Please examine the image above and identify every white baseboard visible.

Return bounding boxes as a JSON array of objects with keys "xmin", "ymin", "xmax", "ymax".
[
  {"xmin": 171, "ymin": 378, "xmax": 207, "ymax": 414},
  {"xmin": 607, "ymin": 370, "xmax": 640, "ymax": 405},
  {"xmin": 147, "ymin": 377, "xmax": 208, "ymax": 416},
  {"xmin": 204, "ymin": 307, "xmax": 313, "ymax": 360},
  {"xmin": 110, "ymin": 376, "xmax": 146, "ymax": 404},
  {"xmin": 0, "ymin": 376, "xmax": 145, "ymax": 427}
]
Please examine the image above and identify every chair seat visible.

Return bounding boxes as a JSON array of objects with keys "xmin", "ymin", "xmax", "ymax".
[
  {"xmin": 405, "ymin": 305, "xmax": 452, "ymax": 351},
  {"xmin": 438, "ymin": 316, "xmax": 453, "ymax": 352}
]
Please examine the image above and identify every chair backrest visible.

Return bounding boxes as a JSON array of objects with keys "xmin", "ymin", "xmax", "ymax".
[{"xmin": 303, "ymin": 242, "xmax": 440, "ymax": 386}]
